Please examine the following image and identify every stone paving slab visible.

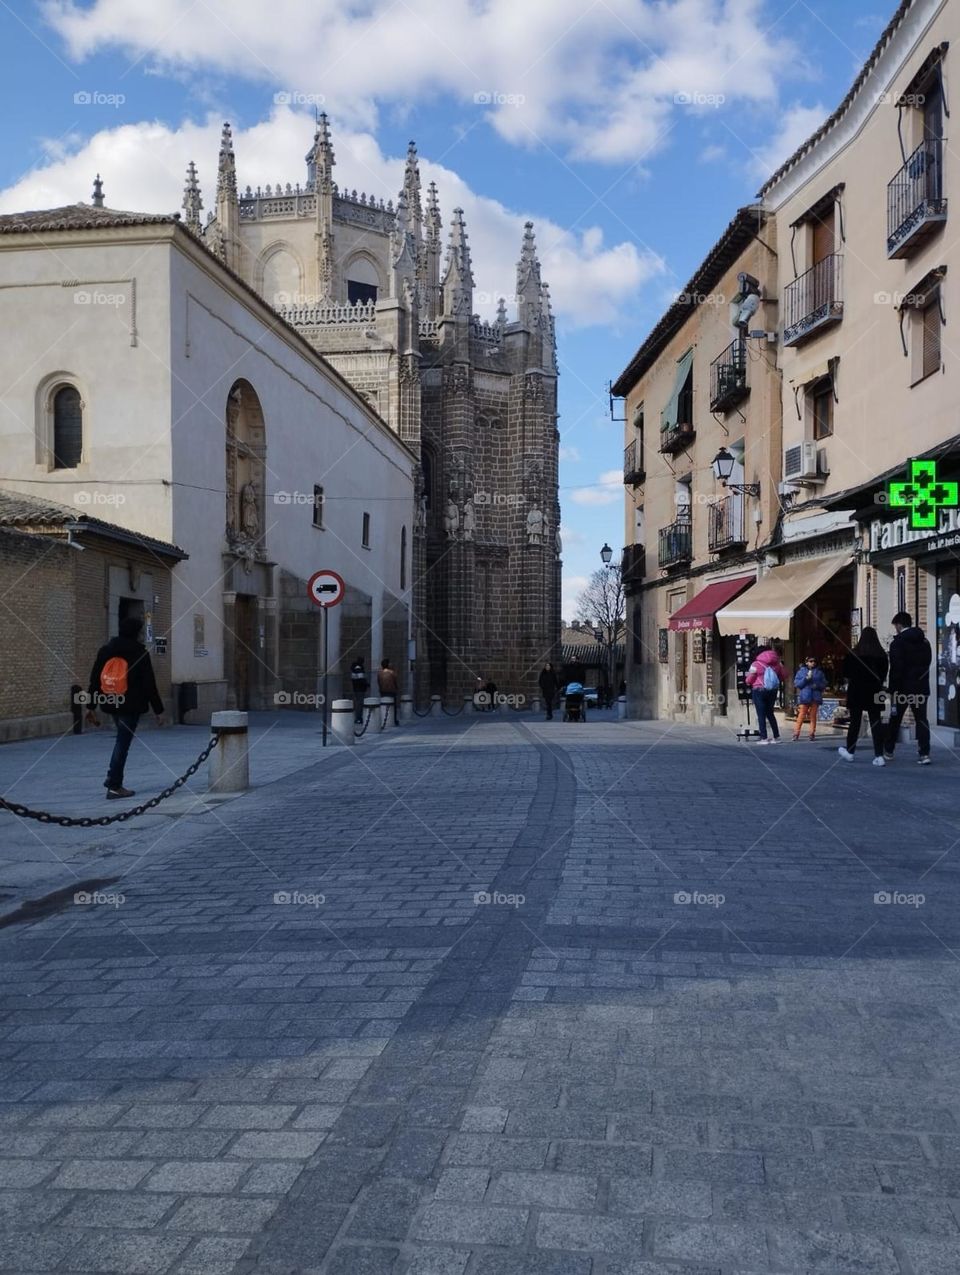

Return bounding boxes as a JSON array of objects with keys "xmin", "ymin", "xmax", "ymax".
[{"xmin": 0, "ymin": 716, "xmax": 959, "ymax": 1272}]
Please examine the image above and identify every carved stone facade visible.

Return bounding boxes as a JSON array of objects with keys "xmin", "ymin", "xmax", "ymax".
[{"xmin": 198, "ymin": 117, "xmax": 561, "ymax": 700}]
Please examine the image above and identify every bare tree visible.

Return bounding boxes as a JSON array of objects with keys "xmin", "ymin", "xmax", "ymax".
[{"xmin": 575, "ymin": 566, "xmax": 624, "ymax": 699}]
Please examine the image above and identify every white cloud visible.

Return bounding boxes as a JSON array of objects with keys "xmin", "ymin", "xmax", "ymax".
[
  {"xmin": 42, "ymin": 0, "xmax": 796, "ymax": 165},
  {"xmin": 558, "ymin": 446, "xmax": 581, "ymax": 463},
  {"xmin": 558, "ymin": 524, "xmax": 586, "ymax": 546},
  {"xmin": 748, "ymin": 102, "xmax": 828, "ymax": 180},
  {"xmin": 0, "ymin": 108, "xmax": 661, "ymax": 327},
  {"xmin": 562, "ymin": 574, "xmax": 589, "ymax": 620},
  {"xmin": 700, "ymin": 144, "xmax": 726, "ymax": 163},
  {"xmin": 570, "ymin": 469, "xmax": 622, "ymax": 507}
]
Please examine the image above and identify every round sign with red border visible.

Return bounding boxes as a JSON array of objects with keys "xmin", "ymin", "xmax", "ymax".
[{"xmin": 307, "ymin": 569, "xmax": 346, "ymax": 608}]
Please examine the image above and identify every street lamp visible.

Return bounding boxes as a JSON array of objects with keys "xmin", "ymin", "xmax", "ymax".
[
  {"xmin": 597, "ymin": 544, "xmax": 618, "ymax": 705},
  {"xmin": 600, "ymin": 542, "xmax": 613, "ymax": 567},
  {"xmin": 711, "ymin": 447, "xmax": 761, "ymax": 498}
]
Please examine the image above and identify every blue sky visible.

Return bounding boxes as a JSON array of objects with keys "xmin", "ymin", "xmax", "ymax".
[{"xmin": 0, "ymin": 0, "xmax": 892, "ymax": 616}]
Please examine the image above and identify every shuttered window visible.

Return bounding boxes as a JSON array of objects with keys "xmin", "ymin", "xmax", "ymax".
[
  {"xmin": 811, "ymin": 212, "xmax": 835, "ymax": 265},
  {"xmin": 52, "ymin": 386, "xmax": 82, "ymax": 469},
  {"xmin": 811, "ymin": 381, "xmax": 833, "ymax": 440},
  {"xmin": 922, "ymin": 299, "xmax": 941, "ymax": 379}
]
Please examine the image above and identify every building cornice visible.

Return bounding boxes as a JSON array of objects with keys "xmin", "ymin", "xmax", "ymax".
[{"xmin": 760, "ymin": 0, "xmax": 946, "ymax": 207}]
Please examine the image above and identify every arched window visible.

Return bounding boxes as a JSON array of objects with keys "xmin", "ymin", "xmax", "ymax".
[
  {"xmin": 345, "ymin": 256, "xmax": 380, "ymax": 305},
  {"xmin": 400, "ymin": 526, "xmax": 407, "ymax": 590},
  {"xmin": 52, "ymin": 386, "xmax": 83, "ymax": 469}
]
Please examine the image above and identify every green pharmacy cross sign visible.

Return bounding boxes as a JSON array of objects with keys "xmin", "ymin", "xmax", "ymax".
[{"xmin": 888, "ymin": 458, "xmax": 960, "ymax": 529}]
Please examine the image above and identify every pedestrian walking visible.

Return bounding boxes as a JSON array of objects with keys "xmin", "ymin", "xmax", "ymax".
[
  {"xmin": 538, "ymin": 662, "xmax": 559, "ymax": 719},
  {"xmin": 85, "ymin": 615, "xmax": 165, "ymax": 798},
  {"xmin": 744, "ymin": 645, "xmax": 788, "ymax": 744},
  {"xmin": 884, "ymin": 611, "xmax": 932, "ymax": 764},
  {"xmin": 837, "ymin": 627, "xmax": 889, "ymax": 766},
  {"xmin": 350, "ymin": 657, "xmax": 369, "ymax": 724},
  {"xmin": 792, "ymin": 655, "xmax": 826, "ymax": 741},
  {"xmin": 378, "ymin": 658, "xmax": 400, "ymax": 725},
  {"xmin": 484, "ymin": 679, "xmax": 498, "ymax": 711}
]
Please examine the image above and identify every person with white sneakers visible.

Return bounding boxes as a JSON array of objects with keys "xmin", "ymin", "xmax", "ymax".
[
  {"xmin": 744, "ymin": 645, "xmax": 789, "ymax": 745},
  {"xmin": 837, "ymin": 627, "xmax": 888, "ymax": 767}
]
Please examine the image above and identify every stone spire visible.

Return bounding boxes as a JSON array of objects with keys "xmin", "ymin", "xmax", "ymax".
[
  {"xmin": 425, "ymin": 181, "xmax": 442, "ymax": 246},
  {"xmin": 306, "ymin": 113, "xmax": 335, "ymax": 193},
  {"xmin": 403, "ymin": 141, "xmax": 422, "ymax": 227},
  {"xmin": 497, "ymin": 295, "xmax": 508, "ymax": 331},
  {"xmin": 91, "ymin": 174, "xmax": 104, "ymax": 208},
  {"xmin": 216, "ymin": 122, "xmax": 237, "ymax": 200},
  {"xmin": 516, "ymin": 220, "xmax": 543, "ymax": 329},
  {"xmin": 391, "ymin": 189, "xmax": 418, "ymax": 298},
  {"xmin": 442, "ymin": 207, "xmax": 474, "ymax": 317},
  {"xmin": 182, "ymin": 161, "xmax": 203, "ymax": 231}
]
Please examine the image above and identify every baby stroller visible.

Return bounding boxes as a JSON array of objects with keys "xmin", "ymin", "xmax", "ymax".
[{"xmin": 563, "ymin": 681, "xmax": 586, "ymax": 722}]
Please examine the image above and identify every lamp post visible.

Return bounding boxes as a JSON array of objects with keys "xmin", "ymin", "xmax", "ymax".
[
  {"xmin": 598, "ymin": 544, "xmax": 617, "ymax": 705},
  {"xmin": 711, "ymin": 447, "xmax": 761, "ymax": 498}
]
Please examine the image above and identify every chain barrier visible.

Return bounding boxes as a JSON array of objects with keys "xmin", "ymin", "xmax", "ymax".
[
  {"xmin": 411, "ymin": 702, "xmax": 434, "ymax": 718},
  {"xmin": 353, "ymin": 704, "xmax": 376, "ymax": 739},
  {"xmin": 0, "ymin": 734, "xmax": 220, "ymax": 828},
  {"xmin": 441, "ymin": 701, "xmax": 467, "ymax": 716}
]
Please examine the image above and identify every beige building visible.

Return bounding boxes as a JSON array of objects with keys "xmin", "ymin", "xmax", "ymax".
[
  {"xmin": 618, "ymin": 0, "xmax": 960, "ymax": 743},
  {"xmin": 751, "ymin": 0, "xmax": 960, "ymax": 744},
  {"xmin": 612, "ymin": 207, "xmax": 782, "ymax": 727}
]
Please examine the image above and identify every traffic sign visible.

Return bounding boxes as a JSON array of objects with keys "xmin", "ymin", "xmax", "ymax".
[{"xmin": 307, "ymin": 569, "xmax": 346, "ymax": 608}]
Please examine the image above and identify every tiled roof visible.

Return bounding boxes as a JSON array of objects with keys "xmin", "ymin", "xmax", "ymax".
[
  {"xmin": 758, "ymin": 0, "xmax": 914, "ymax": 196},
  {"xmin": 0, "ymin": 488, "xmax": 187, "ymax": 559},
  {"xmin": 0, "ymin": 204, "xmax": 178, "ymax": 234}
]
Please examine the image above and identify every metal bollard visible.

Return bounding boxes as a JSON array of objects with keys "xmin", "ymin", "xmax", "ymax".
[
  {"xmin": 209, "ymin": 711, "xmax": 250, "ymax": 793},
  {"xmin": 330, "ymin": 699, "xmax": 355, "ymax": 746},
  {"xmin": 617, "ymin": 695, "xmax": 627, "ymax": 721},
  {"xmin": 362, "ymin": 696, "xmax": 381, "ymax": 736},
  {"xmin": 430, "ymin": 694, "xmax": 442, "ymax": 718},
  {"xmin": 400, "ymin": 694, "xmax": 413, "ymax": 724},
  {"xmin": 531, "ymin": 697, "xmax": 540, "ymax": 714},
  {"xmin": 380, "ymin": 696, "xmax": 395, "ymax": 729},
  {"xmin": 465, "ymin": 694, "xmax": 475, "ymax": 714}
]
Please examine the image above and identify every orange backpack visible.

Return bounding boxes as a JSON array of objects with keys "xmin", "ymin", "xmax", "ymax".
[{"xmin": 100, "ymin": 657, "xmax": 129, "ymax": 697}]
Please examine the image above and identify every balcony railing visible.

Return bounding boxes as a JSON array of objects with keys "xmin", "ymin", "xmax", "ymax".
[
  {"xmin": 622, "ymin": 543, "xmax": 646, "ymax": 592},
  {"xmin": 659, "ymin": 420, "xmax": 695, "ymax": 455},
  {"xmin": 623, "ymin": 438, "xmax": 645, "ymax": 485},
  {"xmin": 658, "ymin": 517, "xmax": 692, "ymax": 569},
  {"xmin": 783, "ymin": 253, "xmax": 843, "ymax": 346},
  {"xmin": 888, "ymin": 138, "xmax": 947, "ymax": 258},
  {"xmin": 708, "ymin": 494, "xmax": 746, "ymax": 551},
  {"xmin": 710, "ymin": 340, "xmax": 748, "ymax": 413}
]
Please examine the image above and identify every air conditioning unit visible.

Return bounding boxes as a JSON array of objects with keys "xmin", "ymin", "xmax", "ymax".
[{"xmin": 784, "ymin": 441, "xmax": 822, "ymax": 482}]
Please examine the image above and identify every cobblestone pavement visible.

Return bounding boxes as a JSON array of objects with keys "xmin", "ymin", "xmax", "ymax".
[{"xmin": 1, "ymin": 716, "xmax": 960, "ymax": 1274}]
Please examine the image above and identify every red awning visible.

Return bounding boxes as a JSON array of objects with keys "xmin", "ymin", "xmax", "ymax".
[{"xmin": 668, "ymin": 574, "xmax": 755, "ymax": 631}]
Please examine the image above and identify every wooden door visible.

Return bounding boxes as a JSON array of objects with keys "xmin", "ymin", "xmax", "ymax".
[{"xmin": 233, "ymin": 595, "xmax": 256, "ymax": 710}]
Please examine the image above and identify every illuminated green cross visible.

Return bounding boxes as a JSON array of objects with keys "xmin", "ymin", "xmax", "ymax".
[{"xmin": 888, "ymin": 458, "xmax": 960, "ymax": 529}]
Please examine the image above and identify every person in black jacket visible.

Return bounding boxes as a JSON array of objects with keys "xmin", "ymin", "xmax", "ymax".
[
  {"xmin": 838, "ymin": 627, "xmax": 889, "ymax": 765},
  {"xmin": 85, "ymin": 615, "xmax": 165, "ymax": 798},
  {"xmin": 349, "ymin": 657, "xmax": 368, "ymax": 724},
  {"xmin": 538, "ymin": 662, "xmax": 559, "ymax": 720},
  {"xmin": 884, "ymin": 611, "xmax": 932, "ymax": 764}
]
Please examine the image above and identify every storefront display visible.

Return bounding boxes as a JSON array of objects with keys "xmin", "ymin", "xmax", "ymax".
[{"xmin": 936, "ymin": 562, "xmax": 960, "ymax": 729}]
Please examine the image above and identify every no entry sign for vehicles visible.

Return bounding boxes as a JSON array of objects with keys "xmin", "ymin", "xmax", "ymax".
[{"xmin": 307, "ymin": 569, "xmax": 346, "ymax": 608}]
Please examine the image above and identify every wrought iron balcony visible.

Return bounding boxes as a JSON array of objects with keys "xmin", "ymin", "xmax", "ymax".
[
  {"xmin": 783, "ymin": 253, "xmax": 843, "ymax": 346},
  {"xmin": 888, "ymin": 138, "xmax": 947, "ymax": 258},
  {"xmin": 623, "ymin": 439, "xmax": 645, "ymax": 485},
  {"xmin": 658, "ymin": 518, "xmax": 692, "ymax": 569},
  {"xmin": 710, "ymin": 340, "xmax": 748, "ymax": 413},
  {"xmin": 708, "ymin": 494, "xmax": 746, "ymax": 551},
  {"xmin": 621, "ymin": 543, "xmax": 646, "ymax": 592},
  {"xmin": 659, "ymin": 420, "xmax": 695, "ymax": 455}
]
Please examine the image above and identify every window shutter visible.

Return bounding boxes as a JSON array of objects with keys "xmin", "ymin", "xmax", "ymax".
[
  {"xmin": 922, "ymin": 299, "xmax": 941, "ymax": 378},
  {"xmin": 52, "ymin": 386, "xmax": 83, "ymax": 469},
  {"xmin": 812, "ymin": 213, "xmax": 834, "ymax": 264}
]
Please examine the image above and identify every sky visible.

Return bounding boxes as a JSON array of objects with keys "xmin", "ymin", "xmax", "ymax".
[{"xmin": 0, "ymin": 0, "xmax": 894, "ymax": 618}]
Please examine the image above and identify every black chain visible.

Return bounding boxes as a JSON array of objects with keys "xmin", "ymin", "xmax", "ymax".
[
  {"xmin": 441, "ymin": 701, "xmax": 467, "ymax": 716},
  {"xmin": 0, "ymin": 735, "xmax": 220, "ymax": 828},
  {"xmin": 411, "ymin": 702, "xmax": 434, "ymax": 718},
  {"xmin": 353, "ymin": 704, "xmax": 376, "ymax": 738}
]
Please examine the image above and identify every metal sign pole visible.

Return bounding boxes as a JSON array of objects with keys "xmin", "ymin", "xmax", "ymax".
[{"xmin": 322, "ymin": 604, "xmax": 329, "ymax": 748}]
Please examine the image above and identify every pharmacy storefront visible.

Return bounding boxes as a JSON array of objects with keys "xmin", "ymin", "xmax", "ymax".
[{"xmin": 861, "ymin": 502, "xmax": 960, "ymax": 741}]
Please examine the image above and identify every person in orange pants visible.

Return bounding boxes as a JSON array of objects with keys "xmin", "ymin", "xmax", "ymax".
[{"xmin": 793, "ymin": 656, "xmax": 826, "ymax": 740}]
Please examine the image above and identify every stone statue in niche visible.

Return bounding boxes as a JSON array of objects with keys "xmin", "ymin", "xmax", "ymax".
[
  {"xmin": 240, "ymin": 482, "xmax": 260, "ymax": 538},
  {"xmin": 415, "ymin": 492, "xmax": 428, "ymax": 534},
  {"xmin": 526, "ymin": 506, "xmax": 544, "ymax": 545},
  {"xmin": 555, "ymin": 529, "xmax": 562, "ymax": 557},
  {"xmin": 462, "ymin": 499, "xmax": 475, "ymax": 541},
  {"xmin": 444, "ymin": 499, "xmax": 460, "ymax": 539}
]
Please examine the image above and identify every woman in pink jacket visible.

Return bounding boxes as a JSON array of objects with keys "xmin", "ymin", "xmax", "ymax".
[{"xmin": 745, "ymin": 645, "xmax": 789, "ymax": 744}]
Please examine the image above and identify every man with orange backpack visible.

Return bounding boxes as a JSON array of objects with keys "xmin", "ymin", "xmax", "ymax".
[{"xmin": 85, "ymin": 615, "xmax": 165, "ymax": 799}]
